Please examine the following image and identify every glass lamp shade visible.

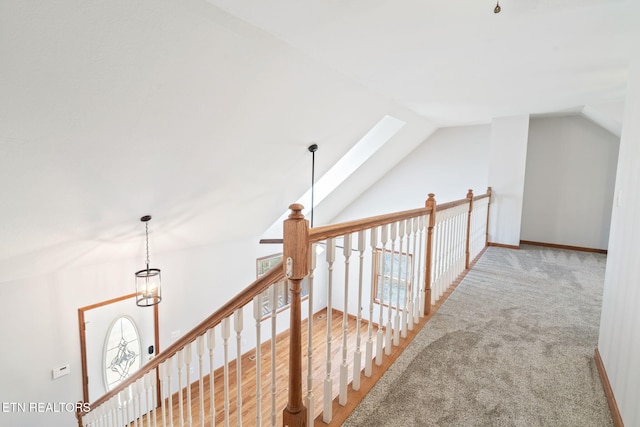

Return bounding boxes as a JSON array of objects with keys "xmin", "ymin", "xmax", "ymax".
[{"xmin": 135, "ymin": 267, "xmax": 162, "ymax": 307}]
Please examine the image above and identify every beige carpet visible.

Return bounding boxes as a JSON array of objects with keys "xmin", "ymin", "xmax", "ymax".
[{"xmin": 343, "ymin": 245, "xmax": 613, "ymax": 427}]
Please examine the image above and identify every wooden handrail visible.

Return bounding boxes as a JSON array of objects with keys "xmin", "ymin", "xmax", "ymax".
[
  {"xmin": 84, "ymin": 260, "xmax": 285, "ymax": 414},
  {"xmin": 435, "ymin": 198, "xmax": 470, "ymax": 212},
  {"xmin": 472, "ymin": 193, "xmax": 490, "ymax": 202},
  {"xmin": 309, "ymin": 206, "xmax": 432, "ymax": 243}
]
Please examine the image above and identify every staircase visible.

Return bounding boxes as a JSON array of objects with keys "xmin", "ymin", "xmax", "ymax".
[{"xmin": 77, "ymin": 188, "xmax": 492, "ymax": 427}]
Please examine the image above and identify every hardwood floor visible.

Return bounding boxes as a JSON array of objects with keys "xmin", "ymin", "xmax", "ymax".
[
  {"xmin": 133, "ymin": 308, "xmax": 371, "ymax": 427},
  {"xmin": 119, "ymin": 258, "xmax": 477, "ymax": 427}
]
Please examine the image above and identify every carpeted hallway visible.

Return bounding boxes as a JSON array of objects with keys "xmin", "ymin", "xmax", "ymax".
[{"xmin": 343, "ymin": 245, "xmax": 613, "ymax": 427}]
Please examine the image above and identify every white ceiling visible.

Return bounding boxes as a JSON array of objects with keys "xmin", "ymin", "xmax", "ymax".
[
  {"xmin": 208, "ymin": 0, "xmax": 637, "ymax": 124},
  {"xmin": 0, "ymin": 0, "xmax": 637, "ymax": 282}
]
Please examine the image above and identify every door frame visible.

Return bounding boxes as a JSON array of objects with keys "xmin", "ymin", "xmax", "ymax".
[{"xmin": 78, "ymin": 293, "xmax": 160, "ymax": 404}]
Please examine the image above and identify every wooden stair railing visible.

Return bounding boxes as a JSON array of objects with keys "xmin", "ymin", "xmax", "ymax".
[
  {"xmin": 78, "ymin": 260, "xmax": 286, "ymax": 427},
  {"xmin": 79, "ymin": 187, "xmax": 492, "ymax": 427},
  {"xmin": 282, "ymin": 188, "xmax": 492, "ymax": 426}
]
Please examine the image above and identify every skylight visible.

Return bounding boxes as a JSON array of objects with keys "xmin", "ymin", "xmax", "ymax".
[{"xmin": 262, "ymin": 114, "xmax": 406, "ymax": 237}]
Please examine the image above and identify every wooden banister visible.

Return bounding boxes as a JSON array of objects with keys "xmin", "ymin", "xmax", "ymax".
[
  {"xmin": 81, "ymin": 187, "xmax": 494, "ymax": 427},
  {"xmin": 465, "ymin": 189, "xmax": 473, "ymax": 269},
  {"xmin": 282, "ymin": 204, "xmax": 309, "ymax": 427},
  {"xmin": 434, "ymin": 198, "xmax": 470, "ymax": 212},
  {"xmin": 486, "ymin": 186, "xmax": 492, "ymax": 245},
  {"xmin": 85, "ymin": 259, "xmax": 285, "ymax": 414},
  {"xmin": 309, "ymin": 207, "xmax": 432, "ymax": 243},
  {"xmin": 424, "ymin": 193, "xmax": 436, "ymax": 316}
]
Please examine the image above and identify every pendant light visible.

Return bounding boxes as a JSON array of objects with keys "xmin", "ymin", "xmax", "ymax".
[
  {"xmin": 135, "ymin": 215, "xmax": 161, "ymax": 307},
  {"xmin": 494, "ymin": 1, "xmax": 501, "ymax": 13}
]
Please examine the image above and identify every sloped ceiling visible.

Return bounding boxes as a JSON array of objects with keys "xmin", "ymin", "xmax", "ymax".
[{"xmin": 0, "ymin": 0, "xmax": 637, "ymax": 282}]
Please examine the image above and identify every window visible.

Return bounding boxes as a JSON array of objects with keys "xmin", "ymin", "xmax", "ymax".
[
  {"xmin": 373, "ymin": 248, "xmax": 413, "ymax": 308},
  {"xmin": 257, "ymin": 253, "xmax": 309, "ymax": 317}
]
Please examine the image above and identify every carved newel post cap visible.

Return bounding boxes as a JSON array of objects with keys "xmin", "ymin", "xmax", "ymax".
[
  {"xmin": 288, "ymin": 204, "xmax": 305, "ymax": 219},
  {"xmin": 467, "ymin": 189, "xmax": 474, "ymax": 198}
]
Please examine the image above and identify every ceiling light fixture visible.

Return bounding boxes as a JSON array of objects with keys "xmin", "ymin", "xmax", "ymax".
[
  {"xmin": 135, "ymin": 215, "xmax": 161, "ymax": 307},
  {"xmin": 494, "ymin": 1, "xmax": 501, "ymax": 13}
]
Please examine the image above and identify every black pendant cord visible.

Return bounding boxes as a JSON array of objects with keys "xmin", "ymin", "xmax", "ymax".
[
  {"xmin": 141, "ymin": 215, "xmax": 152, "ymax": 271},
  {"xmin": 308, "ymin": 144, "xmax": 318, "ymax": 228}
]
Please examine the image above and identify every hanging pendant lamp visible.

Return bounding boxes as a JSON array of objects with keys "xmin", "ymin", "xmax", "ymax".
[
  {"xmin": 494, "ymin": 1, "xmax": 501, "ymax": 13},
  {"xmin": 135, "ymin": 215, "xmax": 162, "ymax": 307}
]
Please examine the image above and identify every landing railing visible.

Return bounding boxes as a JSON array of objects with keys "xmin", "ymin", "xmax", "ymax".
[{"xmin": 78, "ymin": 188, "xmax": 491, "ymax": 427}]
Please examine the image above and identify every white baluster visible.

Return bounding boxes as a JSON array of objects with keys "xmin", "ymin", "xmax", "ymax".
[
  {"xmin": 269, "ymin": 284, "xmax": 277, "ymax": 427},
  {"xmin": 394, "ymin": 220, "xmax": 405, "ymax": 345},
  {"xmin": 339, "ymin": 232, "xmax": 352, "ymax": 406},
  {"xmin": 166, "ymin": 357, "xmax": 174, "ymax": 427},
  {"xmin": 136, "ymin": 377, "xmax": 144, "ymax": 427},
  {"xmin": 365, "ymin": 227, "xmax": 377, "ymax": 376},
  {"xmin": 407, "ymin": 218, "xmax": 418, "ymax": 330},
  {"xmin": 96, "ymin": 405, "xmax": 102, "ymax": 427},
  {"xmin": 447, "ymin": 211, "xmax": 454, "ymax": 291},
  {"xmin": 418, "ymin": 215, "xmax": 427, "ymax": 319},
  {"xmin": 107, "ymin": 400, "xmax": 114, "ymax": 427},
  {"xmin": 460, "ymin": 207, "xmax": 466, "ymax": 272},
  {"xmin": 323, "ymin": 238, "xmax": 336, "ymax": 422},
  {"xmin": 454, "ymin": 208, "xmax": 461, "ymax": 280},
  {"xmin": 109, "ymin": 398, "xmax": 117, "ymax": 427},
  {"xmin": 153, "ymin": 369, "xmax": 158, "ymax": 427},
  {"xmin": 159, "ymin": 362, "xmax": 167, "ymax": 427},
  {"xmin": 234, "ymin": 308, "xmax": 243, "ymax": 427},
  {"xmin": 386, "ymin": 222, "xmax": 397, "ymax": 354},
  {"xmin": 177, "ymin": 349, "xmax": 185, "ymax": 427},
  {"xmin": 376, "ymin": 224, "xmax": 388, "ymax": 365},
  {"xmin": 221, "ymin": 317, "xmax": 231, "ymax": 427},
  {"xmin": 442, "ymin": 211, "xmax": 450, "ymax": 298},
  {"xmin": 207, "ymin": 328, "xmax": 216, "ymax": 427},
  {"xmin": 185, "ymin": 343, "xmax": 193, "ymax": 427},
  {"xmin": 448, "ymin": 210, "xmax": 456, "ymax": 292},
  {"xmin": 402, "ymin": 219, "xmax": 412, "ymax": 337},
  {"xmin": 104, "ymin": 403, "xmax": 111, "ymax": 427},
  {"xmin": 125, "ymin": 388, "xmax": 133, "ymax": 427},
  {"xmin": 306, "ymin": 243, "xmax": 317, "ymax": 427},
  {"xmin": 253, "ymin": 296, "xmax": 262, "ymax": 427},
  {"xmin": 353, "ymin": 230, "xmax": 365, "ymax": 389},
  {"xmin": 197, "ymin": 335, "xmax": 205, "ymax": 427},
  {"xmin": 458, "ymin": 207, "xmax": 464, "ymax": 271},
  {"xmin": 435, "ymin": 214, "xmax": 445, "ymax": 302},
  {"xmin": 144, "ymin": 372, "xmax": 153, "ymax": 427}
]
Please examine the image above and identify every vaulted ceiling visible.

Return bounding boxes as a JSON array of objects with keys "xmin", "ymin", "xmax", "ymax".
[{"xmin": 1, "ymin": 0, "xmax": 637, "ymax": 282}]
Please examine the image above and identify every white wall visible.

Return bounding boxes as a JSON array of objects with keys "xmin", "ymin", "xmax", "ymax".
[
  {"xmin": 521, "ymin": 115, "xmax": 619, "ymax": 250},
  {"xmin": 331, "ymin": 124, "xmax": 491, "ymax": 222},
  {"xmin": 598, "ymin": 57, "xmax": 640, "ymax": 427},
  {"xmin": 487, "ymin": 115, "xmax": 530, "ymax": 246}
]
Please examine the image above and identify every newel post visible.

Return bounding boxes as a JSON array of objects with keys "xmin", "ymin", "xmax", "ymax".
[
  {"xmin": 424, "ymin": 194, "xmax": 436, "ymax": 316},
  {"xmin": 465, "ymin": 189, "xmax": 474, "ymax": 270},
  {"xmin": 282, "ymin": 204, "xmax": 309, "ymax": 427},
  {"xmin": 485, "ymin": 187, "xmax": 492, "ymax": 246}
]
